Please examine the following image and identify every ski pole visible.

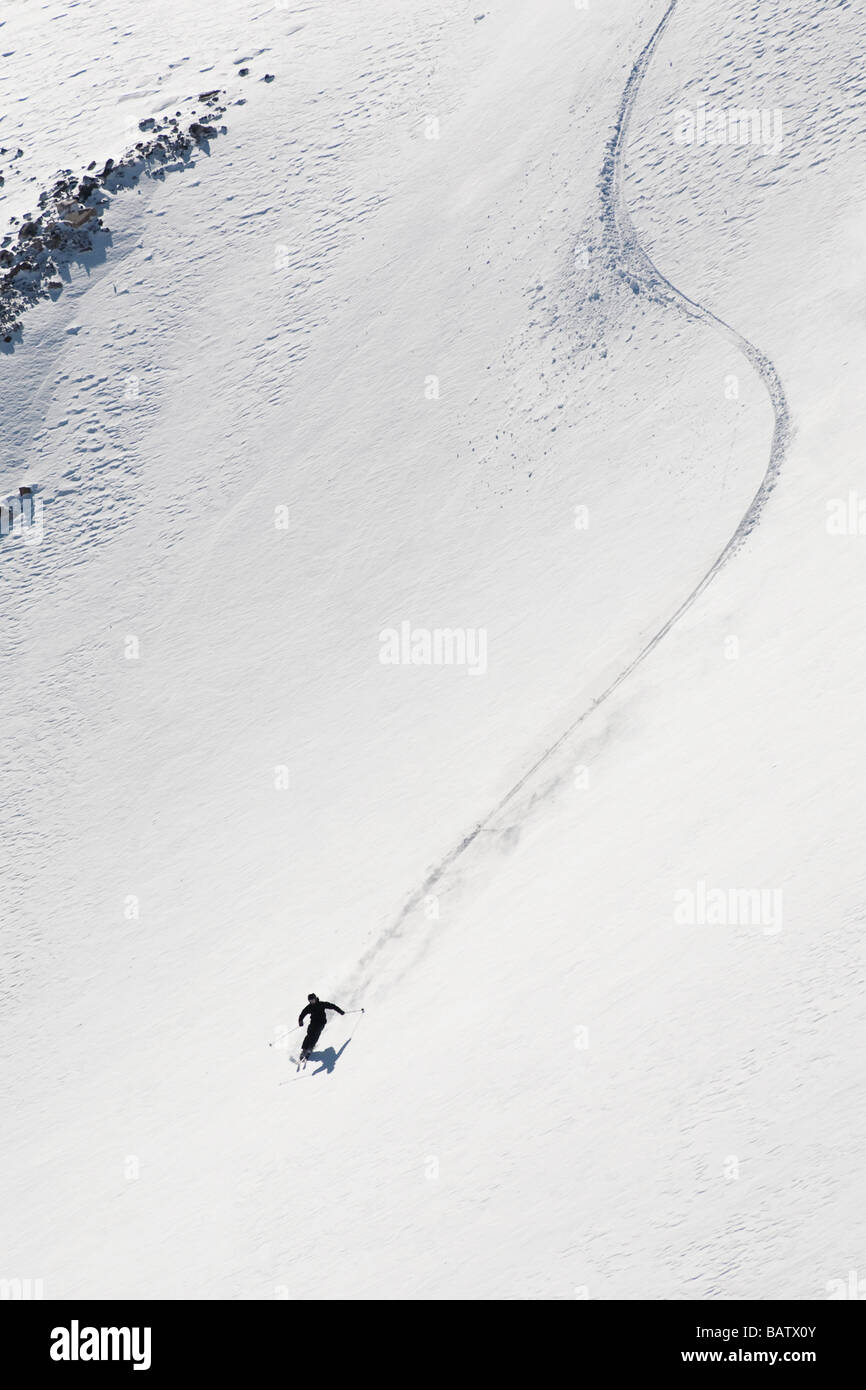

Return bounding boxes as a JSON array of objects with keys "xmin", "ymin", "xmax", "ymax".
[{"xmin": 267, "ymin": 1024, "xmax": 303, "ymax": 1048}]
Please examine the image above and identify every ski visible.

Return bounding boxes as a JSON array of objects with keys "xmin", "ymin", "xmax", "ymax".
[{"xmin": 280, "ymin": 1058, "xmax": 311, "ymax": 1085}]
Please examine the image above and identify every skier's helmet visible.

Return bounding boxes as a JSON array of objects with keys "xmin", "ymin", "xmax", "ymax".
[{"xmin": 308, "ymin": 993, "xmax": 318, "ymax": 1002}]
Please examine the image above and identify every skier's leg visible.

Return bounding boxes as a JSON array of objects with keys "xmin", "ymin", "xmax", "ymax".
[{"xmin": 301, "ymin": 1023, "xmax": 323, "ymax": 1058}]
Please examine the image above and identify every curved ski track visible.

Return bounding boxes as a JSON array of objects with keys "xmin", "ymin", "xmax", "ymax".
[{"xmin": 347, "ymin": 0, "xmax": 791, "ymax": 998}]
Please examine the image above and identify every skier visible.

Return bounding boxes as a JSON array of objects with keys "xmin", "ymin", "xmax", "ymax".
[{"xmin": 298, "ymin": 993, "xmax": 345, "ymax": 1060}]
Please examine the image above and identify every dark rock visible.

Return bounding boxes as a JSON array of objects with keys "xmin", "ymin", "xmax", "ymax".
[
  {"xmin": 238, "ymin": 67, "xmax": 249, "ymax": 77},
  {"xmin": 1, "ymin": 94, "xmax": 229, "ymax": 344}
]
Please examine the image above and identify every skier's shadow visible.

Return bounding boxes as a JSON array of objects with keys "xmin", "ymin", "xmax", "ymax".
[{"xmin": 306, "ymin": 1039, "xmax": 351, "ymax": 1076}]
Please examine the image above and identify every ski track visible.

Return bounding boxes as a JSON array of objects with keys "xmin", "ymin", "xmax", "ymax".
[{"xmin": 347, "ymin": 0, "xmax": 792, "ymax": 1001}]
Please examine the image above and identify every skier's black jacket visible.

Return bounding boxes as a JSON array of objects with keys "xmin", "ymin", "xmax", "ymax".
[{"xmin": 298, "ymin": 999, "xmax": 344, "ymax": 1030}]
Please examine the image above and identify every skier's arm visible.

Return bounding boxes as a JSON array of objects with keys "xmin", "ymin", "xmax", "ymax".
[
  {"xmin": 321, "ymin": 1002, "xmax": 344, "ymax": 1015},
  {"xmin": 298, "ymin": 1004, "xmax": 312, "ymax": 1026}
]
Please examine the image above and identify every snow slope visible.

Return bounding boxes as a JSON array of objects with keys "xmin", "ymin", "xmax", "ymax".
[{"xmin": 2, "ymin": 0, "xmax": 864, "ymax": 1299}]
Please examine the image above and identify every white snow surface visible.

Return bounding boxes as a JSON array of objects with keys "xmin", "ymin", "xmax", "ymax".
[{"xmin": 1, "ymin": 0, "xmax": 865, "ymax": 1299}]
